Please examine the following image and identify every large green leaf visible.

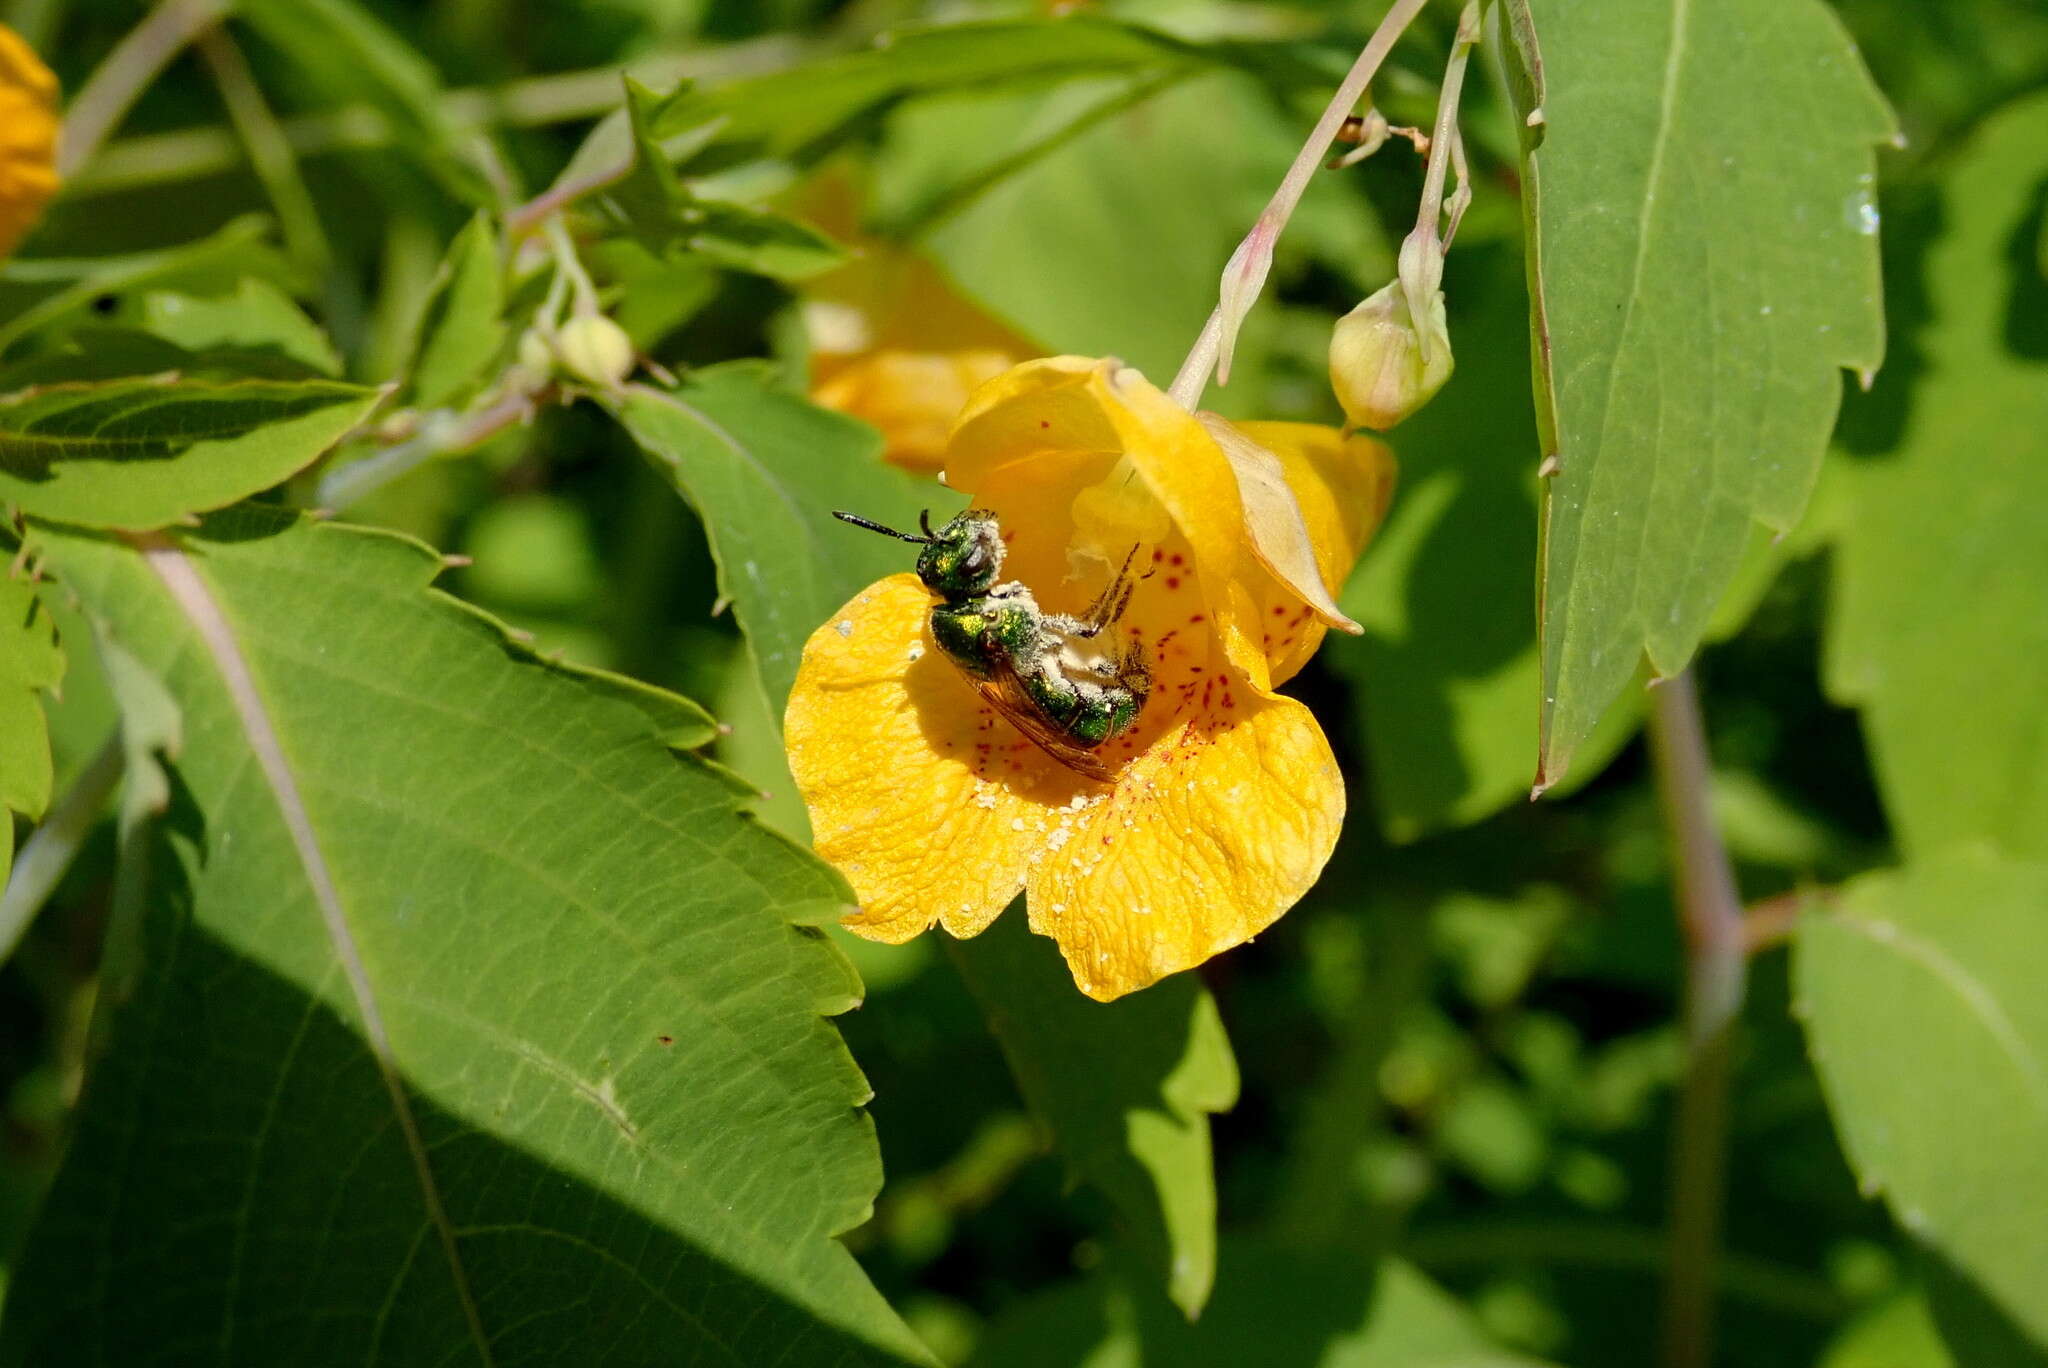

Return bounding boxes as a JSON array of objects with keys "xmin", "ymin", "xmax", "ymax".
[
  {"xmin": 1794, "ymin": 848, "xmax": 2048, "ymax": 1350},
  {"xmin": 3, "ymin": 509, "xmax": 929, "ymax": 1365},
  {"xmin": 0, "ymin": 376, "xmax": 378, "ymax": 530},
  {"xmin": 1826, "ymin": 93, "xmax": 2048, "ymax": 860},
  {"xmin": 660, "ymin": 19, "xmax": 1194, "ymax": 165},
  {"xmin": 1332, "ymin": 247, "xmax": 1636, "ymax": 839},
  {"xmin": 1514, "ymin": 0, "xmax": 1893, "ymax": 786},
  {"xmin": 973, "ymin": 1243, "xmax": 1549, "ymax": 1367},
  {"xmin": 615, "ymin": 365, "xmax": 948, "ymax": 713},
  {"xmin": 948, "ymin": 914, "xmax": 1237, "ymax": 1318}
]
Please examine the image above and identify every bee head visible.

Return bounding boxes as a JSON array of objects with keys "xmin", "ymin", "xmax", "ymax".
[
  {"xmin": 833, "ymin": 507, "xmax": 1005, "ymax": 598},
  {"xmin": 917, "ymin": 509, "xmax": 1004, "ymax": 596}
]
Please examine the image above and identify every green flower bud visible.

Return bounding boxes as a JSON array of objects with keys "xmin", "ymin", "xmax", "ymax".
[
  {"xmin": 1328, "ymin": 235, "xmax": 1452, "ymax": 431},
  {"xmin": 554, "ymin": 314, "xmax": 637, "ymax": 389}
]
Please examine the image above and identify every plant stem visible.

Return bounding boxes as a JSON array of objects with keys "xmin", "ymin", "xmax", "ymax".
[
  {"xmin": 1645, "ymin": 669, "xmax": 1746, "ymax": 1368},
  {"xmin": 1166, "ymin": 0, "xmax": 1430, "ymax": 409},
  {"xmin": 195, "ymin": 25, "xmax": 333, "ymax": 275},
  {"xmin": 1411, "ymin": 1, "xmax": 1479, "ymax": 251},
  {"xmin": 57, "ymin": 0, "xmax": 230, "ymax": 179},
  {"xmin": 316, "ymin": 387, "xmax": 546, "ymax": 513},
  {"xmin": 68, "ymin": 38, "xmax": 800, "ymax": 197},
  {"xmin": 0, "ymin": 734, "xmax": 123, "ymax": 967}
]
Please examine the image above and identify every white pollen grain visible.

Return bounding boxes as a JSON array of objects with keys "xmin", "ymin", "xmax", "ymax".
[{"xmin": 835, "ymin": 620, "xmax": 854, "ymax": 637}]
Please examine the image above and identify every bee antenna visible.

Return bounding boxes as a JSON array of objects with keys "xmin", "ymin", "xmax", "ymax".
[
  {"xmin": 833, "ymin": 510, "xmax": 929, "ymax": 543},
  {"xmin": 919, "ymin": 509, "xmax": 934, "ymax": 537}
]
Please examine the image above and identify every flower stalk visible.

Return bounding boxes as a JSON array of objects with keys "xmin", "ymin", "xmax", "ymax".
[
  {"xmin": 1167, "ymin": 0, "xmax": 1433, "ymax": 410},
  {"xmin": 1646, "ymin": 669, "xmax": 1747, "ymax": 1368}
]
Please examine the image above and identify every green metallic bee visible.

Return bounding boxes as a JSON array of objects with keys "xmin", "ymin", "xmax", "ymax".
[{"xmin": 835, "ymin": 508, "xmax": 1152, "ymax": 781}]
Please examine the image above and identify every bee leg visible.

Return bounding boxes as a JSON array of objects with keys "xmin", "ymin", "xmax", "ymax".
[{"xmin": 1073, "ymin": 545, "xmax": 1142, "ymax": 638}]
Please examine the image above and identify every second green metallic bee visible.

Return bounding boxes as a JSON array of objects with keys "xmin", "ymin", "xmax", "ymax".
[{"xmin": 835, "ymin": 508, "xmax": 1151, "ymax": 780}]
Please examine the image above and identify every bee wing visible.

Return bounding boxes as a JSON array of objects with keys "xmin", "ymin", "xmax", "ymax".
[{"xmin": 973, "ymin": 663, "xmax": 1114, "ymax": 783}]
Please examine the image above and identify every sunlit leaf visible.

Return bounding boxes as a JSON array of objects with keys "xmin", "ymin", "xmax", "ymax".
[
  {"xmin": 1826, "ymin": 92, "xmax": 2048, "ymax": 860},
  {"xmin": 1513, "ymin": 0, "xmax": 1893, "ymax": 787},
  {"xmin": 614, "ymin": 364, "xmax": 949, "ymax": 713},
  {"xmin": 1796, "ymin": 848, "xmax": 2048, "ymax": 1350},
  {"xmin": 949, "ymin": 913, "xmax": 1237, "ymax": 1318},
  {"xmin": 3, "ymin": 509, "xmax": 930, "ymax": 1365},
  {"xmin": 0, "ymin": 375, "xmax": 378, "ymax": 530},
  {"xmin": 1330, "ymin": 248, "xmax": 1635, "ymax": 839}
]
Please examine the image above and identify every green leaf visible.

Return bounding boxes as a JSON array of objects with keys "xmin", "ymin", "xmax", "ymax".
[
  {"xmin": 0, "ymin": 574, "xmax": 63, "ymax": 821},
  {"xmin": 0, "ymin": 216, "xmax": 291, "ymax": 357},
  {"xmin": 974, "ymin": 1243, "xmax": 1551, "ymax": 1367},
  {"xmin": 0, "ymin": 375, "xmax": 379, "ymax": 530},
  {"xmin": 611, "ymin": 80, "xmax": 845, "ymax": 281},
  {"xmin": 1819, "ymin": 1292, "xmax": 1953, "ymax": 1368},
  {"xmin": 1330, "ymin": 247, "xmax": 1635, "ymax": 839},
  {"xmin": 948, "ymin": 913, "xmax": 1237, "ymax": 1318},
  {"xmin": 689, "ymin": 200, "xmax": 847, "ymax": 281},
  {"xmin": 660, "ymin": 19, "xmax": 1193, "ymax": 165},
  {"xmin": 4, "ymin": 509, "xmax": 930, "ymax": 1365},
  {"xmin": 614, "ymin": 365, "xmax": 950, "ymax": 712},
  {"xmin": 138, "ymin": 279, "xmax": 343, "ymax": 377},
  {"xmin": 894, "ymin": 69, "xmax": 1380, "ymax": 389},
  {"xmin": 1921, "ymin": 1246, "xmax": 2048, "ymax": 1368},
  {"xmin": 406, "ymin": 213, "xmax": 507, "ymax": 410},
  {"xmin": 1514, "ymin": 0, "xmax": 1893, "ymax": 787},
  {"xmin": 231, "ymin": 0, "xmax": 490, "ymax": 204},
  {"xmin": 1826, "ymin": 93, "xmax": 2048, "ymax": 860},
  {"xmin": 1794, "ymin": 848, "xmax": 2048, "ymax": 1350}
]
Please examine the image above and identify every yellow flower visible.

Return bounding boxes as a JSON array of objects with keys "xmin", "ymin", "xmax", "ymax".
[
  {"xmin": 786, "ymin": 357, "xmax": 1394, "ymax": 999},
  {"xmin": 0, "ymin": 24, "xmax": 58, "ymax": 261},
  {"xmin": 798, "ymin": 174, "xmax": 1038, "ymax": 472}
]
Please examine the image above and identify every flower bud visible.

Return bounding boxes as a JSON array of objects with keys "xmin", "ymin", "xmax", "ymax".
[
  {"xmin": 553, "ymin": 314, "xmax": 637, "ymax": 389},
  {"xmin": 1328, "ymin": 260, "xmax": 1452, "ymax": 431}
]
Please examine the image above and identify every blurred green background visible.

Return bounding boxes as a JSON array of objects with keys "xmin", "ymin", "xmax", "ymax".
[{"xmin": 5, "ymin": 0, "xmax": 2047, "ymax": 1364}]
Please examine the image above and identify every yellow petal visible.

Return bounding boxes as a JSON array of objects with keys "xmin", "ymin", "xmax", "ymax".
[
  {"xmin": 813, "ymin": 348, "xmax": 1015, "ymax": 472},
  {"xmin": 797, "ymin": 175, "xmax": 1036, "ymax": 470},
  {"xmin": 1230, "ymin": 420, "xmax": 1397, "ymax": 686},
  {"xmin": 1024, "ymin": 686, "xmax": 1345, "ymax": 1001},
  {"xmin": 785, "ymin": 574, "xmax": 1087, "ymax": 942},
  {"xmin": 1197, "ymin": 412, "xmax": 1361, "ymax": 636},
  {"xmin": 0, "ymin": 24, "xmax": 59, "ymax": 261}
]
